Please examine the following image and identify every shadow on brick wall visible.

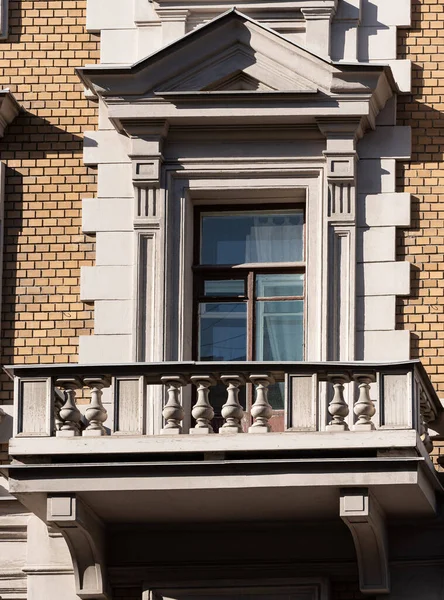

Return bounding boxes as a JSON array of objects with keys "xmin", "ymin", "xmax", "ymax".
[
  {"xmin": 395, "ymin": 45, "xmax": 444, "ymax": 362},
  {"xmin": 6, "ymin": 0, "xmax": 23, "ymax": 42},
  {"xmin": 0, "ymin": 109, "xmax": 89, "ymax": 409}
]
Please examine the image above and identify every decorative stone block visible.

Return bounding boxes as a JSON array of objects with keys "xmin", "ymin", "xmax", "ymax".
[
  {"xmin": 79, "ymin": 335, "xmax": 133, "ymax": 364},
  {"xmin": 98, "ymin": 164, "xmax": 134, "ymax": 198},
  {"xmin": 359, "ymin": 261, "xmax": 410, "ymax": 296},
  {"xmin": 361, "ymin": 0, "xmax": 411, "ymax": 27},
  {"xmin": 86, "ymin": 0, "xmax": 136, "ymax": 31},
  {"xmin": 358, "ymin": 26, "xmax": 397, "ymax": 61},
  {"xmin": 362, "ymin": 330, "xmax": 411, "ymax": 361},
  {"xmin": 81, "ymin": 266, "xmax": 133, "ymax": 301},
  {"xmin": 358, "ymin": 126, "xmax": 411, "ymax": 160},
  {"xmin": 83, "ymin": 130, "xmax": 131, "ymax": 166},
  {"xmin": 96, "ymin": 232, "xmax": 134, "ymax": 266},
  {"xmin": 82, "ymin": 198, "xmax": 133, "ymax": 233},
  {"xmin": 95, "ymin": 301, "xmax": 133, "ymax": 335},
  {"xmin": 101, "ymin": 29, "xmax": 137, "ymax": 64},
  {"xmin": 386, "ymin": 59, "xmax": 412, "ymax": 93},
  {"xmin": 357, "ymin": 159, "xmax": 396, "ymax": 194},
  {"xmin": 356, "ymin": 296, "xmax": 396, "ymax": 331},
  {"xmin": 357, "ymin": 226, "xmax": 396, "ymax": 263},
  {"xmin": 358, "ymin": 193, "xmax": 411, "ymax": 227}
]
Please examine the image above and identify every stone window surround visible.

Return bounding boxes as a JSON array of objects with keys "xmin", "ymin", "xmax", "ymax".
[{"xmin": 158, "ymin": 173, "xmax": 324, "ymax": 365}]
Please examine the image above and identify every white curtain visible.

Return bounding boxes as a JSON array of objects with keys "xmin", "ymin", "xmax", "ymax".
[{"xmin": 245, "ymin": 216, "xmax": 300, "ymax": 263}]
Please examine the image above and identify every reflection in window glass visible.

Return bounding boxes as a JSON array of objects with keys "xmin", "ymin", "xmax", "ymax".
[
  {"xmin": 256, "ymin": 274, "xmax": 304, "ymax": 298},
  {"xmin": 201, "ymin": 211, "xmax": 304, "ymax": 265},
  {"xmin": 204, "ymin": 280, "xmax": 245, "ymax": 297},
  {"xmin": 198, "ymin": 303, "xmax": 247, "ymax": 362},
  {"xmin": 255, "ymin": 300, "xmax": 304, "ymax": 410},
  {"xmin": 255, "ymin": 300, "xmax": 304, "ymax": 362}
]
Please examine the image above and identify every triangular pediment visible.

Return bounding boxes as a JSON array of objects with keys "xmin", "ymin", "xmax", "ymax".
[
  {"xmin": 203, "ymin": 71, "xmax": 273, "ymax": 92},
  {"xmin": 77, "ymin": 8, "xmax": 396, "ymax": 133},
  {"xmin": 78, "ymin": 9, "xmax": 348, "ymax": 98}
]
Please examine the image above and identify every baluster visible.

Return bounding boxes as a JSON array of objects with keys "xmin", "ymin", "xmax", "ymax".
[
  {"xmin": 190, "ymin": 375, "xmax": 216, "ymax": 434},
  {"xmin": 326, "ymin": 374, "xmax": 350, "ymax": 431},
  {"xmin": 248, "ymin": 374, "xmax": 274, "ymax": 433},
  {"xmin": 83, "ymin": 377, "xmax": 111, "ymax": 436},
  {"xmin": 419, "ymin": 390, "xmax": 433, "ymax": 453},
  {"xmin": 54, "ymin": 389, "xmax": 65, "ymax": 433},
  {"xmin": 353, "ymin": 374, "xmax": 376, "ymax": 431},
  {"xmin": 56, "ymin": 377, "xmax": 82, "ymax": 437},
  {"xmin": 220, "ymin": 374, "xmax": 245, "ymax": 434},
  {"xmin": 161, "ymin": 375, "xmax": 187, "ymax": 434}
]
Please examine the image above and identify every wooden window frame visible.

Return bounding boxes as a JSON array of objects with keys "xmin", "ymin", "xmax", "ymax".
[{"xmin": 193, "ymin": 203, "xmax": 306, "ymax": 363}]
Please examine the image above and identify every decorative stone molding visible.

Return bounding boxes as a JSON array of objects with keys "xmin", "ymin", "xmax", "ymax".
[
  {"xmin": 47, "ymin": 495, "xmax": 109, "ymax": 599},
  {"xmin": 129, "ymin": 121, "xmax": 168, "ymax": 227},
  {"xmin": 156, "ymin": 8, "xmax": 189, "ymax": 44},
  {"xmin": 340, "ymin": 488, "xmax": 390, "ymax": 594},
  {"xmin": 317, "ymin": 119, "xmax": 359, "ymax": 361},
  {"xmin": 301, "ymin": 6, "xmax": 337, "ymax": 57}
]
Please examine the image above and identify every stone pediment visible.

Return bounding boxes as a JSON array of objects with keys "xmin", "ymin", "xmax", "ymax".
[
  {"xmin": 78, "ymin": 9, "xmax": 353, "ymax": 98},
  {"xmin": 77, "ymin": 8, "xmax": 396, "ymax": 133}
]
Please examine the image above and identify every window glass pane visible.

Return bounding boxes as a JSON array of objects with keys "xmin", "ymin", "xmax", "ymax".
[
  {"xmin": 255, "ymin": 300, "xmax": 304, "ymax": 362},
  {"xmin": 198, "ymin": 303, "xmax": 247, "ymax": 361},
  {"xmin": 256, "ymin": 274, "xmax": 304, "ymax": 298},
  {"xmin": 204, "ymin": 279, "xmax": 245, "ymax": 297},
  {"xmin": 201, "ymin": 210, "xmax": 304, "ymax": 265},
  {"xmin": 255, "ymin": 300, "xmax": 303, "ymax": 411}
]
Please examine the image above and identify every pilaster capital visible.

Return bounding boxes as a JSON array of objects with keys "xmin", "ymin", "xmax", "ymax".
[
  {"xmin": 301, "ymin": 6, "xmax": 337, "ymax": 21},
  {"xmin": 156, "ymin": 8, "xmax": 190, "ymax": 22},
  {"xmin": 128, "ymin": 120, "xmax": 170, "ymax": 188},
  {"xmin": 316, "ymin": 117, "xmax": 361, "ymax": 147}
]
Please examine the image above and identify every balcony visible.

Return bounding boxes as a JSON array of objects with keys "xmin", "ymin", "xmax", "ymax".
[
  {"xmin": 5, "ymin": 359, "xmax": 444, "ymax": 499},
  {"xmin": 4, "ymin": 360, "xmax": 444, "ymax": 598},
  {"xmin": 5, "ymin": 358, "xmax": 443, "ymax": 443}
]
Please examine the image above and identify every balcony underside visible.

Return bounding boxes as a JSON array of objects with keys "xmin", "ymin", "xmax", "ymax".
[{"xmin": 8, "ymin": 430, "xmax": 439, "ymax": 524}]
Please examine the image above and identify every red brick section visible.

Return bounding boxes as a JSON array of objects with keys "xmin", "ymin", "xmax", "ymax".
[
  {"xmin": 0, "ymin": 1, "xmax": 99, "ymax": 405},
  {"xmin": 397, "ymin": 0, "xmax": 444, "ymax": 465}
]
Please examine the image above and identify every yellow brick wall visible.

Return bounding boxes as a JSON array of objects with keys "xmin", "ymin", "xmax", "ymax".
[
  {"xmin": 397, "ymin": 0, "xmax": 444, "ymax": 465},
  {"xmin": 0, "ymin": 1, "xmax": 99, "ymax": 401},
  {"xmin": 397, "ymin": 0, "xmax": 444, "ymax": 396}
]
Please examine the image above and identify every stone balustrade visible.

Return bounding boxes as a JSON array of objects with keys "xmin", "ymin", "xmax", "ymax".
[{"xmin": 5, "ymin": 361, "xmax": 443, "ymax": 454}]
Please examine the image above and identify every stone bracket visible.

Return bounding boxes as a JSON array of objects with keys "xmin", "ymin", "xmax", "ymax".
[
  {"xmin": 47, "ymin": 495, "xmax": 109, "ymax": 599},
  {"xmin": 340, "ymin": 488, "xmax": 390, "ymax": 594}
]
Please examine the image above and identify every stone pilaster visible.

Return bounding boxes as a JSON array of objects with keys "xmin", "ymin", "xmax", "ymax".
[
  {"xmin": 318, "ymin": 119, "xmax": 359, "ymax": 362},
  {"xmin": 301, "ymin": 6, "xmax": 337, "ymax": 58}
]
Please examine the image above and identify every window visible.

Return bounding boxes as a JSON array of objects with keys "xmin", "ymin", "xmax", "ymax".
[{"xmin": 193, "ymin": 206, "xmax": 305, "ymax": 430}]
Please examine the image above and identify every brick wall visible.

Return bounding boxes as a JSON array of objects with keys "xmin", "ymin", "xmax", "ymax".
[
  {"xmin": 397, "ymin": 0, "xmax": 444, "ymax": 396},
  {"xmin": 0, "ymin": 0, "xmax": 99, "ymax": 401}
]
